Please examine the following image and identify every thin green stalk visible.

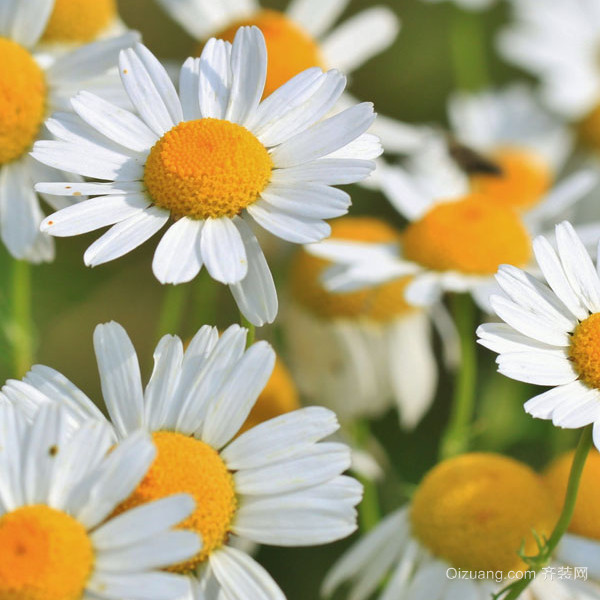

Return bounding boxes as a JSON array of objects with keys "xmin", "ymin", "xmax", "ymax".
[
  {"xmin": 439, "ymin": 293, "xmax": 477, "ymax": 459},
  {"xmin": 353, "ymin": 420, "xmax": 381, "ymax": 532},
  {"xmin": 240, "ymin": 313, "xmax": 255, "ymax": 347},
  {"xmin": 11, "ymin": 260, "xmax": 33, "ymax": 378},
  {"xmin": 498, "ymin": 425, "xmax": 593, "ymax": 600},
  {"xmin": 450, "ymin": 6, "xmax": 489, "ymax": 91},
  {"xmin": 155, "ymin": 284, "xmax": 188, "ymax": 342}
]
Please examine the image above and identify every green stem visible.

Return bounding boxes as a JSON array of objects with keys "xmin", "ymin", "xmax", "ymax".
[
  {"xmin": 450, "ymin": 6, "xmax": 489, "ymax": 91},
  {"xmin": 500, "ymin": 425, "xmax": 593, "ymax": 600},
  {"xmin": 240, "ymin": 313, "xmax": 255, "ymax": 347},
  {"xmin": 11, "ymin": 260, "xmax": 33, "ymax": 378},
  {"xmin": 155, "ymin": 284, "xmax": 188, "ymax": 342},
  {"xmin": 353, "ymin": 420, "xmax": 381, "ymax": 532},
  {"xmin": 439, "ymin": 293, "xmax": 477, "ymax": 460}
]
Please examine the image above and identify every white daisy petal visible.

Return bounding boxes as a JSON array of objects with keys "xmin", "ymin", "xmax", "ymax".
[
  {"xmin": 271, "ymin": 158, "xmax": 375, "ymax": 186},
  {"xmin": 550, "ymin": 388, "xmax": 600, "ymax": 428},
  {"xmin": 198, "ymin": 38, "xmax": 232, "ymax": 119},
  {"xmin": 405, "ymin": 560, "xmax": 448, "ymax": 600},
  {"xmin": 260, "ymin": 183, "xmax": 350, "ymax": 219},
  {"xmin": 497, "ymin": 351, "xmax": 577, "ymax": 386},
  {"xmin": 153, "ymin": 218, "xmax": 204, "ymax": 284},
  {"xmin": 557, "ymin": 534, "xmax": 600, "ymax": 581},
  {"xmin": 93, "ymin": 322, "xmax": 145, "ymax": 438},
  {"xmin": 286, "ymin": 0, "xmax": 350, "ymax": 37},
  {"xmin": 8, "ymin": 0, "xmax": 53, "ymax": 47},
  {"xmin": 179, "ymin": 57, "xmax": 202, "ymax": 121},
  {"xmin": 35, "ymin": 180, "xmax": 144, "ymax": 197},
  {"xmin": 84, "ymin": 206, "xmax": 169, "ymax": 267},
  {"xmin": 87, "ymin": 571, "xmax": 192, "ymax": 600},
  {"xmin": 476, "ymin": 323, "xmax": 560, "ymax": 355},
  {"xmin": 327, "ymin": 132, "xmax": 382, "ymax": 160},
  {"xmin": 200, "ymin": 217, "xmax": 248, "ymax": 284},
  {"xmin": 524, "ymin": 380, "xmax": 593, "ymax": 420}
]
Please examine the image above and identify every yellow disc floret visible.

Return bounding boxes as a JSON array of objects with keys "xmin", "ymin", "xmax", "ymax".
[
  {"xmin": 115, "ymin": 431, "xmax": 236, "ymax": 571},
  {"xmin": 0, "ymin": 38, "xmax": 46, "ymax": 165},
  {"xmin": 217, "ymin": 10, "xmax": 325, "ymax": 98},
  {"xmin": 41, "ymin": 0, "xmax": 117, "ymax": 43},
  {"xmin": 0, "ymin": 505, "xmax": 94, "ymax": 600},
  {"xmin": 410, "ymin": 453, "xmax": 558, "ymax": 574},
  {"xmin": 239, "ymin": 357, "xmax": 300, "ymax": 435},
  {"xmin": 144, "ymin": 118, "xmax": 273, "ymax": 220},
  {"xmin": 470, "ymin": 147, "xmax": 552, "ymax": 210},
  {"xmin": 544, "ymin": 449, "xmax": 600, "ymax": 540},
  {"xmin": 402, "ymin": 194, "xmax": 532, "ymax": 275},
  {"xmin": 291, "ymin": 217, "xmax": 416, "ymax": 322},
  {"xmin": 569, "ymin": 313, "xmax": 600, "ymax": 389}
]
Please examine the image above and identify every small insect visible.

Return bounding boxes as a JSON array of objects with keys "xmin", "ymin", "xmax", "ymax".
[{"xmin": 448, "ymin": 138, "xmax": 503, "ymax": 177}]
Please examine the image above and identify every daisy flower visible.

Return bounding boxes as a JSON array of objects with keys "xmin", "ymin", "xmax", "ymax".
[
  {"xmin": 32, "ymin": 27, "xmax": 379, "ymax": 325},
  {"xmin": 307, "ymin": 135, "xmax": 598, "ymax": 311},
  {"xmin": 323, "ymin": 453, "xmax": 559, "ymax": 600},
  {"xmin": 0, "ymin": 0, "xmax": 137, "ymax": 262},
  {"xmin": 420, "ymin": 0, "xmax": 497, "ymax": 11},
  {"xmin": 7, "ymin": 320, "xmax": 362, "ymax": 599},
  {"xmin": 497, "ymin": 0, "xmax": 600, "ymax": 140},
  {"xmin": 285, "ymin": 216, "xmax": 438, "ymax": 429},
  {"xmin": 477, "ymin": 221, "xmax": 600, "ymax": 449},
  {"xmin": 154, "ymin": 0, "xmax": 423, "ymax": 153},
  {"xmin": 0, "ymin": 402, "xmax": 201, "ymax": 600}
]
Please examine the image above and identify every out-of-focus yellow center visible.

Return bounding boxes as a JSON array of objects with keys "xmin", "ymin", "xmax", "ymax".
[
  {"xmin": 144, "ymin": 118, "xmax": 272, "ymax": 220},
  {"xmin": 470, "ymin": 147, "xmax": 552, "ymax": 210},
  {"xmin": 239, "ymin": 357, "xmax": 300, "ymax": 435},
  {"xmin": 41, "ymin": 0, "xmax": 117, "ymax": 43},
  {"xmin": 115, "ymin": 431, "xmax": 236, "ymax": 571},
  {"xmin": 544, "ymin": 449, "xmax": 600, "ymax": 540},
  {"xmin": 402, "ymin": 194, "xmax": 532, "ymax": 275},
  {"xmin": 0, "ymin": 38, "xmax": 46, "ymax": 165},
  {"xmin": 0, "ymin": 505, "xmax": 94, "ymax": 600},
  {"xmin": 410, "ymin": 453, "xmax": 558, "ymax": 574},
  {"xmin": 291, "ymin": 217, "xmax": 417, "ymax": 322},
  {"xmin": 216, "ymin": 10, "xmax": 325, "ymax": 98},
  {"xmin": 569, "ymin": 313, "xmax": 600, "ymax": 389}
]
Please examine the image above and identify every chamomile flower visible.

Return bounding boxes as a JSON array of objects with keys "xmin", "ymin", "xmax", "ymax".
[
  {"xmin": 0, "ymin": 0, "xmax": 138, "ymax": 262},
  {"xmin": 285, "ymin": 216, "xmax": 437, "ymax": 428},
  {"xmin": 478, "ymin": 221, "xmax": 600, "ymax": 449},
  {"xmin": 155, "ymin": 0, "xmax": 423, "ymax": 153},
  {"xmin": 0, "ymin": 402, "xmax": 201, "ymax": 600},
  {"xmin": 11, "ymin": 321, "xmax": 362, "ymax": 599},
  {"xmin": 308, "ymin": 137, "xmax": 598, "ymax": 311},
  {"xmin": 323, "ymin": 453, "xmax": 559, "ymax": 600},
  {"xmin": 33, "ymin": 28, "xmax": 378, "ymax": 325}
]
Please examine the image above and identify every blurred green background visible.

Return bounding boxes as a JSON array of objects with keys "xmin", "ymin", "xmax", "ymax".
[{"xmin": 0, "ymin": 1, "xmax": 581, "ymax": 597}]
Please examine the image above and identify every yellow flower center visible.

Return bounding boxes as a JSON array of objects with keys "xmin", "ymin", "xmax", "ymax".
[
  {"xmin": 577, "ymin": 102, "xmax": 600, "ymax": 152},
  {"xmin": 410, "ymin": 453, "xmax": 558, "ymax": 574},
  {"xmin": 216, "ymin": 10, "xmax": 325, "ymax": 98},
  {"xmin": 115, "ymin": 431, "xmax": 237, "ymax": 571},
  {"xmin": 0, "ymin": 38, "xmax": 46, "ymax": 165},
  {"xmin": 470, "ymin": 147, "xmax": 552, "ymax": 210},
  {"xmin": 544, "ymin": 449, "xmax": 600, "ymax": 540},
  {"xmin": 291, "ymin": 217, "xmax": 417, "ymax": 322},
  {"xmin": 239, "ymin": 357, "xmax": 300, "ymax": 435},
  {"xmin": 41, "ymin": 0, "xmax": 117, "ymax": 43},
  {"xmin": 569, "ymin": 313, "xmax": 600, "ymax": 389},
  {"xmin": 402, "ymin": 194, "xmax": 532, "ymax": 275},
  {"xmin": 144, "ymin": 118, "xmax": 273, "ymax": 220},
  {"xmin": 0, "ymin": 505, "xmax": 94, "ymax": 600}
]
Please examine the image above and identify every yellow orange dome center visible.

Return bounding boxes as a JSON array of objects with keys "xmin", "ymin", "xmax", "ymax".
[
  {"xmin": 0, "ymin": 505, "xmax": 94, "ymax": 600},
  {"xmin": 291, "ymin": 217, "xmax": 417, "ymax": 322},
  {"xmin": 569, "ymin": 313, "xmax": 600, "ymax": 389},
  {"xmin": 544, "ymin": 449, "xmax": 600, "ymax": 540},
  {"xmin": 115, "ymin": 431, "xmax": 237, "ymax": 571},
  {"xmin": 217, "ymin": 10, "xmax": 325, "ymax": 98},
  {"xmin": 402, "ymin": 194, "xmax": 532, "ymax": 275},
  {"xmin": 470, "ymin": 147, "xmax": 552, "ymax": 210},
  {"xmin": 0, "ymin": 38, "xmax": 46, "ymax": 165},
  {"xmin": 41, "ymin": 0, "xmax": 117, "ymax": 43},
  {"xmin": 144, "ymin": 118, "xmax": 273, "ymax": 220},
  {"xmin": 410, "ymin": 453, "xmax": 558, "ymax": 574}
]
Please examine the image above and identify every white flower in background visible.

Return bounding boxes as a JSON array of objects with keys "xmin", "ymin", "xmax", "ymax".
[
  {"xmin": 285, "ymin": 216, "xmax": 439, "ymax": 429},
  {"xmin": 323, "ymin": 453, "xmax": 562, "ymax": 600},
  {"xmin": 0, "ymin": 0, "xmax": 138, "ymax": 262},
  {"xmin": 155, "ymin": 0, "xmax": 424, "ymax": 153},
  {"xmin": 478, "ymin": 221, "xmax": 600, "ymax": 449},
  {"xmin": 3, "ymin": 321, "xmax": 362, "ymax": 599},
  {"xmin": 497, "ymin": 0, "xmax": 600, "ymax": 123},
  {"xmin": 33, "ymin": 28, "xmax": 379, "ymax": 326},
  {"xmin": 308, "ymin": 134, "xmax": 598, "ymax": 312},
  {"xmin": 420, "ymin": 0, "xmax": 497, "ymax": 12},
  {"xmin": 0, "ymin": 402, "xmax": 201, "ymax": 600}
]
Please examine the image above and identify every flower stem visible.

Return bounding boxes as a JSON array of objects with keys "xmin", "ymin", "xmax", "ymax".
[
  {"xmin": 439, "ymin": 293, "xmax": 477, "ymax": 460},
  {"xmin": 155, "ymin": 284, "xmax": 188, "ymax": 341},
  {"xmin": 240, "ymin": 313, "xmax": 255, "ymax": 347},
  {"xmin": 353, "ymin": 420, "xmax": 381, "ymax": 532},
  {"xmin": 498, "ymin": 425, "xmax": 594, "ymax": 600},
  {"xmin": 11, "ymin": 260, "xmax": 33, "ymax": 378}
]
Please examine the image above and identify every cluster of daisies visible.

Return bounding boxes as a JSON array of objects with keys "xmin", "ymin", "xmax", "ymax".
[{"xmin": 4, "ymin": 0, "xmax": 600, "ymax": 599}]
